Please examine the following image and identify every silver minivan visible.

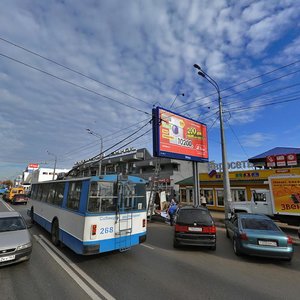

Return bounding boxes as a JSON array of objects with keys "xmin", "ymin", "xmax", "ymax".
[{"xmin": 0, "ymin": 211, "xmax": 32, "ymax": 266}]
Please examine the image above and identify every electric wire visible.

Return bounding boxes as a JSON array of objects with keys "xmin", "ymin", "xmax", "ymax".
[
  {"xmin": 226, "ymin": 120, "xmax": 249, "ymax": 159},
  {"xmin": 176, "ymin": 59, "xmax": 300, "ymax": 111},
  {"xmin": 0, "ymin": 52, "xmax": 151, "ymax": 115},
  {"xmin": 0, "ymin": 36, "xmax": 151, "ymax": 106}
]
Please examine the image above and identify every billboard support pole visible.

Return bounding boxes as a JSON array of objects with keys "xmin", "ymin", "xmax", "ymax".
[{"xmin": 193, "ymin": 162, "xmax": 200, "ymax": 206}]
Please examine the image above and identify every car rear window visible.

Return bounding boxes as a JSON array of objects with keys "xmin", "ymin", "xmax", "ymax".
[
  {"xmin": 241, "ymin": 218, "xmax": 279, "ymax": 231},
  {"xmin": 177, "ymin": 209, "xmax": 213, "ymax": 225}
]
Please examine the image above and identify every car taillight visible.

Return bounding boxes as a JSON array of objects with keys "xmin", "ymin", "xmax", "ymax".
[
  {"xmin": 202, "ymin": 226, "xmax": 216, "ymax": 233},
  {"xmin": 91, "ymin": 224, "xmax": 97, "ymax": 236},
  {"xmin": 175, "ymin": 224, "xmax": 188, "ymax": 232},
  {"xmin": 240, "ymin": 232, "xmax": 248, "ymax": 241},
  {"xmin": 287, "ymin": 236, "xmax": 293, "ymax": 244},
  {"xmin": 142, "ymin": 219, "xmax": 146, "ymax": 227}
]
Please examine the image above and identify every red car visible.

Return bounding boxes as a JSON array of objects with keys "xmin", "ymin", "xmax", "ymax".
[{"xmin": 12, "ymin": 194, "xmax": 28, "ymax": 205}]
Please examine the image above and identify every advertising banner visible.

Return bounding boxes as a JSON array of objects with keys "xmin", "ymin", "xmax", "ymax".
[
  {"xmin": 28, "ymin": 163, "xmax": 39, "ymax": 169},
  {"xmin": 266, "ymin": 155, "xmax": 276, "ymax": 167},
  {"xmin": 153, "ymin": 107, "xmax": 208, "ymax": 162},
  {"xmin": 286, "ymin": 153, "xmax": 297, "ymax": 166},
  {"xmin": 276, "ymin": 155, "xmax": 286, "ymax": 167},
  {"xmin": 269, "ymin": 176, "xmax": 300, "ymax": 215}
]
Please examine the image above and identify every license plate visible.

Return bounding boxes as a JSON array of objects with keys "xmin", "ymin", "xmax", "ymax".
[
  {"xmin": 258, "ymin": 240, "xmax": 277, "ymax": 247},
  {"xmin": 0, "ymin": 255, "xmax": 15, "ymax": 262},
  {"xmin": 188, "ymin": 227, "xmax": 202, "ymax": 232}
]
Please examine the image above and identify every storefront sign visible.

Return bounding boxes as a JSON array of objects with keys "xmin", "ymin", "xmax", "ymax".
[
  {"xmin": 266, "ymin": 156, "xmax": 276, "ymax": 167},
  {"xmin": 209, "ymin": 161, "xmax": 254, "ymax": 171},
  {"xmin": 276, "ymin": 155, "xmax": 286, "ymax": 167},
  {"xmin": 286, "ymin": 154, "xmax": 297, "ymax": 166},
  {"xmin": 109, "ymin": 147, "xmax": 137, "ymax": 157}
]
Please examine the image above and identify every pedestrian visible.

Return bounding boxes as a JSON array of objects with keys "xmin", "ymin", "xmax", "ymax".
[
  {"xmin": 200, "ymin": 193, "xmax": 207, "ymax": 207},
  {"xmin": 168, "ymin": 199, "xmax": 178, "ymax": 226}
]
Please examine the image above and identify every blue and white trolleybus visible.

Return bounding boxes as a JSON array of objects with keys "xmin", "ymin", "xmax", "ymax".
[{"xmin": 29, "ymin": 175, "xmax": 147, "ymax": 255}]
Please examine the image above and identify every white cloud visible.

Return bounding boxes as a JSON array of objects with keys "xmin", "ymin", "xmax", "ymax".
[
  {"xmin": 0, "ymin": 0, "xmax": 299, "ymax": 178},
  {"xmin": 241, "ymin": 132, "xmax": 274, "ymax": 147}
]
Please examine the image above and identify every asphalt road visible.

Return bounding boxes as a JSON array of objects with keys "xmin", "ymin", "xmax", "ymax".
[{"xmin": 1, "ymin": 199, "xmax": 300, "ymax": 300}]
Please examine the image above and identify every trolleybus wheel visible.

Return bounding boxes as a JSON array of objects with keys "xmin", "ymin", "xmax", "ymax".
[{"xmin": 51, "ymin": 219, "xmax": 60, "ymax": 246}]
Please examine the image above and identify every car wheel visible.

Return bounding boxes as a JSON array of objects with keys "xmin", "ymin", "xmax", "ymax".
[
  {"xmin": 51, "ymin": 219, "xmax": 60, "ymax": 246},
  {"xmin": 226, "ymin": 228, "xmax": 230, "ymax": 239},
  {"xmin": 30, "ymin": 207, "xmax": 35, "ymax": 224},
  {"xmin": 233, "ymin": 238, "xmax": 241, "ymax": 256},
  {"xmin": 173, "ymin": 239, "xmax": 180, "ymax": 248}
]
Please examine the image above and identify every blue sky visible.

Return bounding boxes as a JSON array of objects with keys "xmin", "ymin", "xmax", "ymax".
[{"xmin": 0, "ymin": 0, "xmax": 300, "ymax": 180}]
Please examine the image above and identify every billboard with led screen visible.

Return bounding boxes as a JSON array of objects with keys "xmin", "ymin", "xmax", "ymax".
[{"xmin": 152, "ymin": 107, "xmax": 208, "ymax": 162}]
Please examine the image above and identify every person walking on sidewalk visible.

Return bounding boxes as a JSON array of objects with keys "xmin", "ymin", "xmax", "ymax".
[
  {"xmin": 200, "ymin": 193, "xmax": 207, "ymax": 207},
  {"xmin": 168, "ymin": 199, "xmax": 178, "ymax": 226}
]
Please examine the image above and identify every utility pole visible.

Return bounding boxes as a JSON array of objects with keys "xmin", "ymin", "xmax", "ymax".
[
  {"xmin": 47, "ymin": 151, "xmax": 57, "ymax": 180},
  {"xmin": 86, "ymin": 129, "xmax": 103, "ymax": 176},
  {"xmin": 194, "ymin": 64, "xmax": 232, "ymax": 219}
]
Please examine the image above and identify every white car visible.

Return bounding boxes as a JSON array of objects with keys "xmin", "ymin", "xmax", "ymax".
[{"xmin": 0, "ymin": 211, "xmax": 32, "ymax": 266}]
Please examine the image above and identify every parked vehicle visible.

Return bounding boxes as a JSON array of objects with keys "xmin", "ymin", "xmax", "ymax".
[
  {"xmin": 225, "ymin": 213, "xmax": 294, "ymax": 261},
  {"xmin": 0, "ymin": 185, "xmax": 8, "ymax": 195},
  {"xmin": 12, "ymin": 194, "xmax": 28, "ymax": 205},
  {"xmin": 0, "ymin": 211, "xmax": 32, "ymax": 266},
  {"xmin": 230, "ymin": 175, "xmax": 300, "ymax": 227},
  {"xmin": 173, "ymin": 206, "xmax": 216, "ymax": 250}
]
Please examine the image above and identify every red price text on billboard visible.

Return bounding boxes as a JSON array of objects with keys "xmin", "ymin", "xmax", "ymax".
[{"xmin": 159, "ymin": 109, "xmax": 208, "ymax": 159}]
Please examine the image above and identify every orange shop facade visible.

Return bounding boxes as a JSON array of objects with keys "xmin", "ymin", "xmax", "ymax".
[{"xmin": 177, "ymin": 167, "xmax": 300, "ymax": 211}]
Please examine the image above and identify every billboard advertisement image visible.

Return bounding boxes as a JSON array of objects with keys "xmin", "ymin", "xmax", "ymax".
[
  {"xmin": 153, "ymin": 107, "xmax": 208, "ymax": 162},
  {"xmin": 269, "ymin": 176, "xmax": 300, "ymax": 215}
]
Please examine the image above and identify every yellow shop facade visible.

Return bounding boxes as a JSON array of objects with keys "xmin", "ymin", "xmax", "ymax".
[{"xmin": 177, "ymin": 167, "xmax": 300, "ymax": 212}]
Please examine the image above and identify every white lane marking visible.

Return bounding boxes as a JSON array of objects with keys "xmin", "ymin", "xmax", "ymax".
[
  {"xmin": 141, "ymin": 243, "xmax": 155, "ymax": 250},
  {"xmin": 0, "ymin": 199, "xmax": 14, "ymax": 211},
  {"xmin": 34, "ymin": 235, "xmax": 103, "ymax": 300},
  {"xmin": 38, "ymin": 235, "xmax": 115, "ymax": 300}
]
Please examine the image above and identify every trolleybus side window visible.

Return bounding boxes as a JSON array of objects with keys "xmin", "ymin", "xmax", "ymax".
[
  {"xmin": 37, "ymin": 184, "xmax": 43, "ymax": 201},
  {"xmin": 67, "ymin": 181, "xmax": 82, "ymax": 211},
  {"xmin": 41, "ymin": 184, "xmax": 50, "ymax": 202},
  {"xmin": 53, "ymin": 182, "xmax": 65, "ymax": 206},
  {"xmin": 47, "ymin": 183, "xmax": 56, "ymax": 204}
]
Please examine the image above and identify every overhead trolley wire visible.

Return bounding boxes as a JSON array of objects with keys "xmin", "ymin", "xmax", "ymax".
[
  {"xmin": 178, "ymin": 67, "xmax": 300, "ymax": 117},
  {"xmin": 175, "ymin": 59, "xmax": 300, "ymax": 112},
  {"xmin": 59, "ymin": 118, "xmax": 151, "ymax": 160},
  {"xmin": 0, "ymin": 36, "xmax": 152, "ymax": 106},
  {"xmin": 0, "ymin": 52, "xmax": 151, "ymax": 115},
  {"xmin": 67, "ymin": 118, "xmax": 152, "ymax": 172}
]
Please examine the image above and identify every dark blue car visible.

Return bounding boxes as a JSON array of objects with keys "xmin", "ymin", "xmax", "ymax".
[{"xmin": 225, "ymin": 213, "xmax": 294, "ymax": 261}]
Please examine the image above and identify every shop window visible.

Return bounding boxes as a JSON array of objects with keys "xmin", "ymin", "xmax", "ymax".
[
  {"xmin": 231, "ymin": 189, "xmax": 246, "ymax": 202},
  {"xmin": 180, "ymin": 189, "xmax": 187, "ymax": 203},
  {"xmin": 203, "ymin": 189, "xmax": 214, "ymax": 206},
  {"xmin": 216, "ymin": 190, "xmax": 224, "ymax": 206}
]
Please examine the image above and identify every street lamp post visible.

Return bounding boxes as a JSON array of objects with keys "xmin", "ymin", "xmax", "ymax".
[
  {"xmin": 193, "ymin": 64, "xmax": 232, "ymax": 219},
  {"xmin": 47, "ymin": 151, "xmax": 57, "ymax": 180},
  {"xmin": 86, "ymin": 129, "xmax": 103, "ymax": 176}
]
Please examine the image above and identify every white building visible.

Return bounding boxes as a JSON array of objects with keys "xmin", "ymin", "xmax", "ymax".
[{"xmin": 30, "ymin": 167, "xmax": 70, "ymax": 184}]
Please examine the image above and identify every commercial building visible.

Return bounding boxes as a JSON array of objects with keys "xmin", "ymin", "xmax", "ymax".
[
  {"xmin": 73, "ymin": 147, "xmax": 208, "ymax": 196},
  {"xmin": 177, "ymin": 147, "xmax": 300, "ymax": 210}
]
